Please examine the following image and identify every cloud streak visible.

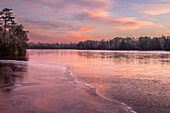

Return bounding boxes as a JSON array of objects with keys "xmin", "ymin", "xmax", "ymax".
[
  {"xmin": 74, "ymin": 11, "xmax": 154, "ymax": 29},
  {"xmin": 133, "ymin": 4, "xmax": 170, "ymax": 15},
  {"xmin": 19, "ymin": 18, "xmax": 95, "ymax": 32}
]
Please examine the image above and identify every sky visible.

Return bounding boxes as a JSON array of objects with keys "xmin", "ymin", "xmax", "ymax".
[{"xmin": 0, "ymin": 0, "xmax": 170, "ymax": 43}]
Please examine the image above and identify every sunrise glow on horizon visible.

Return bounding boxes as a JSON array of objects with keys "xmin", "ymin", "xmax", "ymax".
[{"xmin": 0, "ymin": 0, "xmax": 170, "ymax": 43}]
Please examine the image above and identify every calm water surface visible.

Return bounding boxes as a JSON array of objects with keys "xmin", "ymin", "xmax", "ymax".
[{"xmin": 27, "ymin": 49, "xmax": 170, "ymax": 113}]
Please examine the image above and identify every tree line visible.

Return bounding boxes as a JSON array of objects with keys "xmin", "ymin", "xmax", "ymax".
[
  {"xmin": 0, "ymin": 8, "xmax": 29, "ymax": 56},
  {"xmin": 29, "ymin": 36, "xmax": 170, "ymax": 51}
]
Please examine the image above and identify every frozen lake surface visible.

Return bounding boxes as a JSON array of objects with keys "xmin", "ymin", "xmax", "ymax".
[{"xmin": 0, "ymin": 50, "xmax": 170, "ymax": 113}]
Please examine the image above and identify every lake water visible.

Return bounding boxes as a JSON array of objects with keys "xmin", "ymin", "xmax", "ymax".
[
  {"xmin": 0, "ymin": 49, "xmax": 170, "ymax": 113},
  {"xmin": 27, "ymin": 49, "xmax": 170, "ymax": 113}
]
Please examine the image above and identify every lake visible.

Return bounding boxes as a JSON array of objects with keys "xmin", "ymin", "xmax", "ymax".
[
  {"xmin": 27, "ymin": 49, "xmax": 170, "ymax": 113},
  {"xmin": 0, "ymin": 49, "xmax": 170, "ymax": 113}
]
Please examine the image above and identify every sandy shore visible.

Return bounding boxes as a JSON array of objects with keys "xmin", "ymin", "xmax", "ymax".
[{"xmin": 0, "ymin": 60, "xmax": 134, "ymax": 113}]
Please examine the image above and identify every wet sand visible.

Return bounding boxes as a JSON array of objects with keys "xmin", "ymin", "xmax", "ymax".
[{"xmin": 0, "ymin": 60, "xmax": 134, "ymax": 113}]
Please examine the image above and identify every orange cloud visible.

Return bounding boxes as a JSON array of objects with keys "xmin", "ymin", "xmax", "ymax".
[
  {"xmin": 64, "ymin": 32, "xmax": 97, "ymax": 42},
  {"xmin": 29, "ymin": 30, "xmax": 96, "ymax": 43},
  {"xmin": 162, "ymin": 30, "xmax": 170, "ymax": 34},
  {"xmin": 78, "ymin": 26, "xmax": 96, "ymax": 32}
]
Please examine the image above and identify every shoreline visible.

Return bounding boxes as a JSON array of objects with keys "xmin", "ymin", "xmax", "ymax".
[
  {"xmin": 66, "ymin": 66, "xmax": 136, "ymax": 113},
  {"xmin": 27, "ymin": 48, "xmax": 170, "ymax": 52}
]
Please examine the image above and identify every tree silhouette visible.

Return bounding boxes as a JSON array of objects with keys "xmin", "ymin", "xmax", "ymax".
[
  {"xmin": 29, "ymin": 36, "xmax": 170, "ymax": 51},
  {"xmin": 0, "ymin": 8, "xmax": 16, "ymax": 41},
  {"xmin": 0, "ymin": 8, "xmax": 29, "ymax": 56}
]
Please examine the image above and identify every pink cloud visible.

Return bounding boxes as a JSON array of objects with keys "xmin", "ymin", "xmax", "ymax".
[
  {"xmin": 133, "ymin": 4, "xmax": 170, "ymax": 15},
  {"xmin": 42, "ymin": 0, "xmax": 111, "ymax": 10},
  {"xmin": 21, "ymin": 18, "xmax": 96, "ymax": 42},
  {"xmin": 19, "ymin": 18, "xmax": 96, "ymax": 32},
  {"xmin": 75, "ymin": 10, "xmax": 154, "ymax": 30},
  {"xmin": 21, "ymin": 0, "xmax": 111, "ymax": 14},
  {"xmin": 0, "ymin": 0, "xmax": 162, "ymax": 43},
  {"xmin": 2, "ymin": 0, "xmax": 153, "ymax": 31},
  {"xmin": 117, "ymin": 21, "xmax": 154, "ymax": 30},
  {"xmin": 157, "ymin": 0, "xmax": 170, "ymax": 2}
]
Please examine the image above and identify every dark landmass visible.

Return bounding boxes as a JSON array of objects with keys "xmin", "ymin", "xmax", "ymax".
[{"xmin": 29, "ymin": 36, "xmax": 170, "ymax": 51}]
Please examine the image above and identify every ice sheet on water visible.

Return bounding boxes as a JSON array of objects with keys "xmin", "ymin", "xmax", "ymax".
[{"xmin": 0, "ymin": 60, "xmax": 135, "ymax": 113}]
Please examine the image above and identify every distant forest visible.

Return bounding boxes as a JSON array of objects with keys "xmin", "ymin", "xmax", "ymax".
[{"xmin": 29, "ymin": 36, "xmax": 170, "ymax": 51}]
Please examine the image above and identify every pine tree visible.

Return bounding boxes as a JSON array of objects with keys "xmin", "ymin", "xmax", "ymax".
[
  {"xmin": 0, "ymin": 8, "xmax": 16, "ymax": 41},
  {"xmin": 0, "ymin": 8, "xmax": 29, "ymax": 56}
]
